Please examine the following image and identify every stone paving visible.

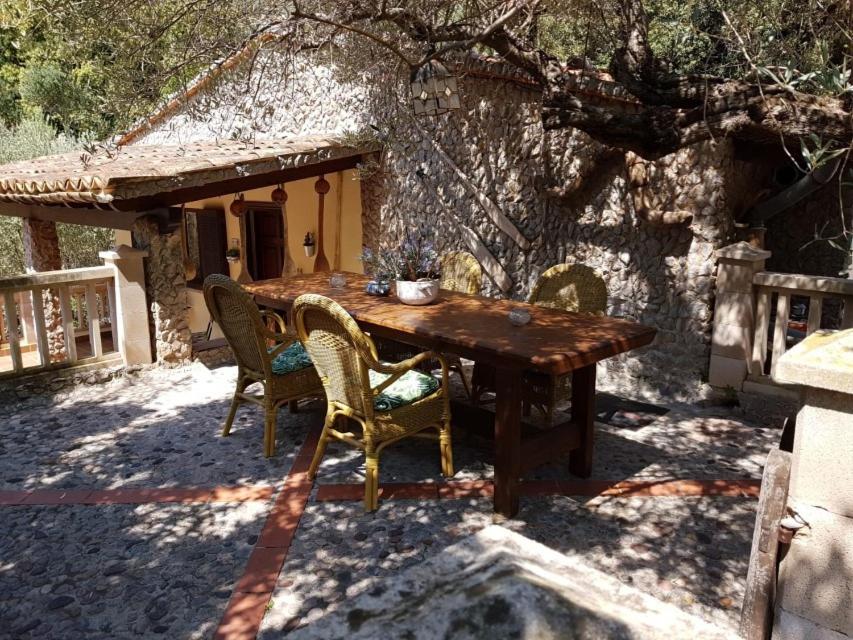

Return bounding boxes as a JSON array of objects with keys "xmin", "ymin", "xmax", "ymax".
[{"xmin": 0, "ymin": 362, "xmax": 781, "ymax": 639}]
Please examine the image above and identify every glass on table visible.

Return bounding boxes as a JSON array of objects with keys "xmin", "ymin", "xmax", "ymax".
[
  {"xmin": 329, "ymin": 272, "xmax": 348, "ymax": 289},
  {"xmin": 508, "ymin": 306, "xmax": 531, "ymax": 326}
]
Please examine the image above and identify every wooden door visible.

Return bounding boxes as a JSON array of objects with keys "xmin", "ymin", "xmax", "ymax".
[{"xmin": 246, "ymin": 204, "xmax": 284, "ymax": 281}]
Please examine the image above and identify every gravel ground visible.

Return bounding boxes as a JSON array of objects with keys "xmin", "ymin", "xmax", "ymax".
[{"xmin": 0, "ymin": 363, "xmax": 780, "ymax": 638}]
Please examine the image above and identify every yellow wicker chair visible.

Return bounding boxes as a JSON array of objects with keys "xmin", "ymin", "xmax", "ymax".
[
  {"xmin": 440, "ymin": 251, "xmax": 482, "ymax": 295},
  {"xmin": 440, "ymin": 251, "xmax": 483, "ymax": 397},
  {"xmin": 293, "ymin": 293, "xmax": 454, "ymax": 512},
  {"xmin": 529, "ymin": 263, "xmax": 607, "ymax": 314},
  {"xmin": 471, "ymin": 263, "xmax": 607, "ymax": 423},
  {"xmin": 525, "ymin": 263, "xmax": 607, "ymax": 423},
  {"xmin": 203, "ymin": 275, "xmax": 323, "ymax": 457}
]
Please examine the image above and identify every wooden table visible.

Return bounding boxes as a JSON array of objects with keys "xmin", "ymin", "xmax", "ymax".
[{"xmin": 246, "ymin": 272, "xmax": 656, "ymax": 517}]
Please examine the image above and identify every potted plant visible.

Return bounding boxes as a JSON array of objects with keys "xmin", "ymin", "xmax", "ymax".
[
  {"xmin": 361, "ymin": 226, "xmax": 440, "ymax": 305},
  {"xmin": 303, "ymin": 232, "xmax": 316, "ymax": 257},
  {"xmin": 225, "ymin": 247, "xmax": 241, "ymax": 263}
]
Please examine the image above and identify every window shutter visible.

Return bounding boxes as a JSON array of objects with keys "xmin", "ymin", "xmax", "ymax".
[{"xmin": 196, "ymin": 209, "xmax": 228, "ymax": 279}]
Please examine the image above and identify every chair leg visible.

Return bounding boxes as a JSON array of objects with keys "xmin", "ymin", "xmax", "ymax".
[
  {"xmin": 263, "ymin": 400, "xmax": 279, "ymax": 458},
  {"xmin": 451, "ymin": 358, "xmax": 473, "ymax": 399},
  {"xmin": 223, "ymin": 377, "xmax": 248, "ymax": 437},
  {"xmin": 439, "ymin": 422, "xmax": 454, "ymax": 477},
  {"xmin": 308, "ymin": 416, "xmax": 333, "ymax": 480},
  {"xmin": 364, "ymin": 448, "xmax": 380, "ymax": 512}
]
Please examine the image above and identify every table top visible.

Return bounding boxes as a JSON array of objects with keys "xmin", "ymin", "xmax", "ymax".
[{"xmin": 246, "ymin": 272, "xmax": 656, "ymax": 375}]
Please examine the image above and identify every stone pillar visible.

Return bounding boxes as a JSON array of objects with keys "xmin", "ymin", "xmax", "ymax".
[
  {"xmin": 358, "ymin": 155, "xmax": 386, "ymax": 252},
  {"xmin": 773, "ymin": 329, "xmax": 853, "ymax": 639},
  {"xmin": 22, "ymin": 218, "xmax": 62, "ymax": 272},
  {"xmin": 131, "ymin": 216, "xmax": 192, "ymax": 366},
  {"xmin": 99, "ymin": 246, "xmax": 153, "ymax": 366},
  {"xmin": 21, "ymin": 218, "xmax": 65, "ymax": 359},
  {"xmin": 708, "ymin": 242, "xmax": 771, "ymax": 389}
]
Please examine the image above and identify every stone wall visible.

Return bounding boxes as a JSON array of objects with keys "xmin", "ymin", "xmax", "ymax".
[
  {"xmin": 131, "ymin": 217, "xmax": 192, "ymax": 365},
  {"xmin": 136, "ymin": 52, "xmax": 770, "ymax": 400}
]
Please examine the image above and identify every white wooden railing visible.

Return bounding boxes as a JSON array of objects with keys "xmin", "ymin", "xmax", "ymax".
[
  {"xmin": 750, "ymin": 272, "xmax": 853, "ymax": 380},
  {"xmin": 0, "ymin": 266, "xmax": 117, "ymax": 377}
]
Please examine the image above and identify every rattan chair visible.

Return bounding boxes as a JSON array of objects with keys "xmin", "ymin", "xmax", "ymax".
[
  {"xmin": 471, "ymin": 263, "xmax": 607, "ymax": 424},
  {"xmin": 203, "ymin": 275, "xmax": 323, "ymax": 457},
  {"xmin": 526, "ymin": 263, "xmax": 607, "ymax": 423},
  {"xmin": 440, "ymin": 251, "xmax": 482, "ymax": 295},
  {"xmin": 294, "ymin": 293, "xmax": 453, "ymax": 512},
  {"xmin": 440, "ymin": 251, "xmax": 483, "ymax": 397}
]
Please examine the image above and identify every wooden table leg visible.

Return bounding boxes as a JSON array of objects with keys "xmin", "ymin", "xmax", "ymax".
[
  {"xmin": 569, "ymin": 362, "xmax": 596, "ymax": 477},
  {"xmin": 494, "ymin": 367, "xmax": 522, "ymax": 517}
]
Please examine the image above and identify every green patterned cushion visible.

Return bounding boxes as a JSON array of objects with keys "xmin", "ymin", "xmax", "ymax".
[
  {"xmin": 270, "ymin": 342, "xmax": 313, "ymax": 375},
  {"xmin": 369, "ymin": 368, "xmax": 440, "ymax": 412}
]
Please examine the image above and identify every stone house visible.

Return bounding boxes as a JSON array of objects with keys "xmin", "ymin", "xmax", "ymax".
[{"xmin": 0, "ymin": 47, "xmax": 848, "ymax": 400}]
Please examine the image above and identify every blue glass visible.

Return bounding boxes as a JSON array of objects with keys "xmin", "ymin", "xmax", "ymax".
[{"xmin": 365, "ymin": 280, "xmax": 391, "ymax": 296}]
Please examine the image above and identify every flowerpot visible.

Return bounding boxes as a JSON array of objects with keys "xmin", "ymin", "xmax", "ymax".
[
  {"xmin": 395, "ymin": 279, "xmax": 439, "ymax": 305},
  {"xmin": 365, "ymin": 280, "xmax": 390, "ymax": 296},
  {"xmin": 304, "ymin": 245, "xmax": 315, "ymax": 257}
]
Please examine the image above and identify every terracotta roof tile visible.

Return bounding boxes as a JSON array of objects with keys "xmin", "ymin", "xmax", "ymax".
[{"xmin": 0, "ymin": 135, "xmax": 375, "ymax": 206}]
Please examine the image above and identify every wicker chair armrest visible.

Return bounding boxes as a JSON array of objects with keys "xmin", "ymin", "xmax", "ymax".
[
  {"xmin": 368, "ymin": 351, "xmax": 450, "ymax": 395},
  {"xmin": 259, "ymin": 309, "xmax": 287, "ymax": 332},
  {"xmin": 266, "ymin": 333, "xmax": 300, "ymax": 359}
]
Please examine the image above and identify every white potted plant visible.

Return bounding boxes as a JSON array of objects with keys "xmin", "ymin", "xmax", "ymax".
[
  {"xmin": 391, "ymin": 225, "xmax": 441, "ymax": 305},
  {"xmin": 359, "ymin": 226, "xmax": 441, "ymax": 305},
  {"xmin": 303, "ymin": 232, "xmax": 316, "ymax": 257},
  {"xmin": 225, "ymin": 247, "xmax": 241, "ymax": 263}
]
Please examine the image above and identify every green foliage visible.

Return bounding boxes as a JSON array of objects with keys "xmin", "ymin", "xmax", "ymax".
[
  {"xmin": 56, "ymin": 224, "xmax": 115, "ymax": 271},
  {"xmin": 0, "ymin": 116, "xmax": 114, "ymax": 277},
  {"xmin": 17, "ymin": 62, "xmax": 108, "ymax": 135},
  {"xmin": 0, "ymin": 114, "xmax": 75, "ymax": 162}
]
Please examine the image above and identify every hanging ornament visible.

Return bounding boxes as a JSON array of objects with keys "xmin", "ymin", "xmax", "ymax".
[
  {"xmin": 230, "ymin": 193, "xmax": 247, "ymax": 218},
  {"xmin": 314, "ymin": 176, "xmax": 330, "ymax": 195},
  {"xmin": 270, "ymin": 184, "xmax": 288, "ymax": 204}
]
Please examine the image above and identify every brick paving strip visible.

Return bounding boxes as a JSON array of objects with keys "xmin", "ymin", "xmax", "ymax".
[
  {"xmin": 213, "ymin": 425, "xmax": 323, "ymax": 640},
  {"xmin": 0, "ymin": 485, "xmax": 276, "ymax": 506},
  {"xmin": 315, "ymin": 478, "xmax": 761, "ymax": 501}
]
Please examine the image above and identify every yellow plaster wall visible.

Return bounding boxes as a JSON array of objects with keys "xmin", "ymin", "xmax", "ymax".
[{"xmin": 183, "ymin": 169, "xmax": 364, "ymax": 334}]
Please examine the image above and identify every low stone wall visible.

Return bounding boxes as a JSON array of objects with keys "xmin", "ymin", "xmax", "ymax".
[
  {"xmin": 0, "ymin": 362, "xmax": 129, "ymax": 402},
  {"xmin": 193, "ymin": 345, "xmax": 234, "ymax": 368}
]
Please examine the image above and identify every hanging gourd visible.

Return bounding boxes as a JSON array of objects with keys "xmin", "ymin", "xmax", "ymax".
[
  {"xmin": 312, "ymin": 176, "xmax": 331, "ymax": 272},
  {"xmin": 230, "ymin": 193, "xmax": 247, "ymax": 218},
  {"xmin": 270, "ymin": 184, "xmax": 287, "ymax": 204}
]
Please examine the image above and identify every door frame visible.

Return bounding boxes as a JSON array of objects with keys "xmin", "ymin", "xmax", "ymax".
[{"xmin": 243, "ymin": 201, "xmax": 285, "ymax": 281}]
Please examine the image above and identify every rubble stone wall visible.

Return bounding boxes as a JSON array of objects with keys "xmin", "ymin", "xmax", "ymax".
[{"xmin": 137, "ymin": 53, "xmax": 770, "ymax": 400}]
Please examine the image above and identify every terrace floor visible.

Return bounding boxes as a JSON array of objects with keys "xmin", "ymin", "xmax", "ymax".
[{"xmin": 0, "ymin": 362, "xmax": 779, "ymax": 639}]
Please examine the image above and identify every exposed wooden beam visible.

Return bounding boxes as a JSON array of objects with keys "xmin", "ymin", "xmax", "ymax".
[{"xmin": 0, "ymin": 201, "xmax": 146, "ymax": 230}]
